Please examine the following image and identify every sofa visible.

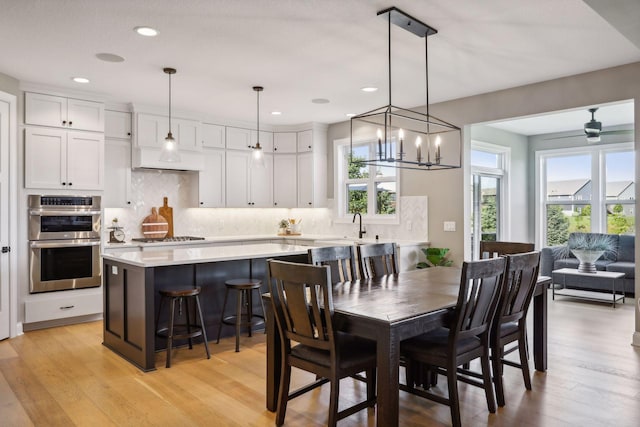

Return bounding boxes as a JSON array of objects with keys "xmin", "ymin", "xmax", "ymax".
[{"xmin": 540, "ymin": 232, "xmax": 635, "ymax": 295}]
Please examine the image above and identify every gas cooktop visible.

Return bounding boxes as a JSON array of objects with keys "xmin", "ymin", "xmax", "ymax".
[{"xmin": 131, "ymin": 236, "xmax": 206, "ymax": 243}]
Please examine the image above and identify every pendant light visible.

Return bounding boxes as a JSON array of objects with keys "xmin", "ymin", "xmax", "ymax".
[
  {"xmin": 251, "ymin": 85, "xmax": 265, "ymax": 168},
  {"xmin": 159, "ymin": 67, "xmax": 180, "ymax": 163},
  {"xmin": 350, "ymin": 6, "xmax": 462, "ymax": 171}
]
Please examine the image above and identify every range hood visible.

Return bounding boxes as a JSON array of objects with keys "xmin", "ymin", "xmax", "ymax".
[{"xmin": 132, "ymin": 146, "xmax": 204, "ymax": 171}]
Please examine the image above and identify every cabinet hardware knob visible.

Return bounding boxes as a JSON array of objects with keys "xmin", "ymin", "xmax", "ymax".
[
  {"xmin": 62, "ymin": 120, "xmax": 66, "ymax": 125},
  {"xmin": 68, "ymin": 182, "xmax": 73, "ymax": 186},
  {"xmin": 62, "ymin": 182, "xmax": 66, "ymax": 185},
  {"xmin": 127, "ymin": 201, "xmax": 131, "ymax": 205},
  {"xmin": 1, "ymin": 246, "xmax": 10, "ymax": 253},
  {"xmin": 127, "ymin": 132, "xmax": 131, "ymax": 136},
  {"xmin": 274, "ymin": 202, "xmax": 277, "ymax": 206},
  {"xmin": 69, "ymin": 121, "xmax": 72, "ymax": 126},
  {"xmin": 200, "ymin": 202, "xmax": 204, "ymax": 205},
  {"xmin": 308, "ymin": 145, "xmax": 311, "ymax": 149},
  {"xmin": 274, "ymin": 147, "xmax": 277, "ymax": 151},
  {"xmin": 308, "ymin": 202, "xmax": 312, "ymax": 205}
]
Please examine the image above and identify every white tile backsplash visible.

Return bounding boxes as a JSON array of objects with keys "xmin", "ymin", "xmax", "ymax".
[{"xmin": 105, "ymin": 171, "xmax": 428, "ymax": 242}]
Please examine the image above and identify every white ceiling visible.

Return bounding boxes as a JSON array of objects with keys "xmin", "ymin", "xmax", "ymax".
[
  {"xmin": 485, "ymin": 101, "xmax": 635, "ymax": 136},
  {"xmin": 1, "ymin": 0, "xmax": 639, "ymax": 126}
]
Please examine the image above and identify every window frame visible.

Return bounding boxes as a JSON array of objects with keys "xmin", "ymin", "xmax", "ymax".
[{"xmin": 333, "ymin": 137, "xmax": 400, "ymax": 224}]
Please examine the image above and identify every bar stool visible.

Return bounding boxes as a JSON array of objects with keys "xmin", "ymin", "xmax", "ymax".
[
  {"xmin": 216, "ymin": 278, "xmax": 265, "ymax": 352},
  {"xmin": 155, "ymin": 286, "xmax": 211, "ymax": 368}
]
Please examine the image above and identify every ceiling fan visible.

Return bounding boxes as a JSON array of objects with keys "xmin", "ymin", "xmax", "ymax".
[{"xmin": 548, "ymin": 107, "xmax": 634, "ymax": 142}]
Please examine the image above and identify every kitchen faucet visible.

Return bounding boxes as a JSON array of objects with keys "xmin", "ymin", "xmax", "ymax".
[{"xmin": 352, "ymin": 213, "xmax": 366, "ymax": 239}]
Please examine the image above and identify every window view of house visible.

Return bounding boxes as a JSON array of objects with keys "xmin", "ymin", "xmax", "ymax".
[{"xmin": 541, "ymin": 146, "xmax": 634, "ymax": 245}]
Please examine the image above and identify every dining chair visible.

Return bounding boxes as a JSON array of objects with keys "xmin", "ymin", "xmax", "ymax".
[
  {"xmin": 400, "ymin": 257, "xmax": 507, "ymax": 427},
  {"xmin": 479, "ymin": 241, "xmax": 535, "ymax": 259},
  {"xmin": 491, "ymin": 251, "xmax": 541, "ymax": 407},
  {"xmin": 308, "ymin": 245, "xmax": 358, "ymax": 283},
  {"xmin": 266, "ymin": 260, "xmax": 377, "ymax": 427},
  {"xmin": 356, "ymin": 242, "xmax": 398, "ymax": 278}
]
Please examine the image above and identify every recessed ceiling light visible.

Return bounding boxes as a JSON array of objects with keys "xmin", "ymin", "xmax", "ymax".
[
  {"xmin": 134, "ymin": 26, "xmax": 159, "ymax": 37},
  {"xmin": 346, "ymin": 113, "xmax": 356, "ymax": 117},
  {"xmin": 271, "ymin": 111, "xmax": 282, "ymax": 115},
  {"xmin": 311, "ymin": 98, "xmax": 330, "ymax": 104},
  {"xmin": 72, "ymin": 77, "xmax": 90, "ymax": 84},
  {"xmin": 361, "ymin": 87, "xmax": 378, "ymax": 92},
  {"xmin": 96, "ymin": 53, "xmax": 125, "ymax": 63}
]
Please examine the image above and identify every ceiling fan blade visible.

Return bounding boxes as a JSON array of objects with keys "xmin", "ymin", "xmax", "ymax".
[
  {"xmin": 600, "ymin": 129, "xmax": 634, "ymax": 136},
  {"xmin": 543, "ymin": 133, "xmax": 582, "ymax": 140}
]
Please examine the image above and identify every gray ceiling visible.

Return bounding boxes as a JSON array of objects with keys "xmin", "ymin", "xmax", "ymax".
[{"xmin": 1, "ymin": 0, "xmax": 639, "ymax": 128}]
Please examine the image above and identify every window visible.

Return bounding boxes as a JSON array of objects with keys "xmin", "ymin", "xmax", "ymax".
[
  {"xmin": 538, "ymin": 144, "xmax": 634, "ymax": 246},
  {"xmin": 335, "ymin": 138, "xmax": 398, "ymax": 222},
  {"xmin": 470, "ymin": 142, "xmax": 509, "ymax": 258}
]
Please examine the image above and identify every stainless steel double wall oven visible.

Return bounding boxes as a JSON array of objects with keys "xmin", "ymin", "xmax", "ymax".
[{"xmin": 28, "ymin": 195, "xmax": 102, "ymax": 293}]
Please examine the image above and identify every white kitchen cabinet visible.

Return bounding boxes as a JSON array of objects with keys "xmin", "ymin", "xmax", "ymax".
[
  {"xmin": 135, "ymin": 113, "xmax": 201, "ymax": 151},
  {"xmin": 198, "ymin": 148, "xmax": 225, "ymax": 207},
  {"xmin": 202, "ymin": 123, "xmax": 225, "ymax": 148},
  {"xmin": 25, "ymin": 92, "xmax": 105, "ymax": 132},
  {"xmin": 225, "ymin": 150, "xmax": 273, "ymax": 207},
  {"xmin": 297, "ymin": 129, "xmax": 313, "ymax": 152},
  {"xmin": 103, "ymin": 139, "xmax": 132, "ymax": 208},
  {"xmin": 24, "ymin": 290, "xmax": 103, "ymax": 324},
  {"xmin": 273, "ymin": 153, "xmax": 297, "ymax": 207},
  {"xmin": 25, "ymin": 127, "xmax": 104, "ymax": 190},
  {"xmin": 251, "ymin": 130, "xmax": 273, "ymax": 152},
  {"xmin": 105, "ymin": 110, "xmax": 132, "ymax": 139},
  {"xmin": 296, "ymin": 125, "xmax": 327, "ymax": 207},
  {"xmin": 226, "ymin": 127, "xmax": 253, "ymax": 151},
  {"xmin": 226, "ymin": 127, "xmax": 273, "ymax": 152},
  {"xmin": 273, "ymin": 132, "xmax": 297, "ymax": 153}
]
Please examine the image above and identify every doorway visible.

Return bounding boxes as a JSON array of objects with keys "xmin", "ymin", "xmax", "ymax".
[{"xmin": 0, "ymin": 91, "xmax": 17, "ymax": 340}]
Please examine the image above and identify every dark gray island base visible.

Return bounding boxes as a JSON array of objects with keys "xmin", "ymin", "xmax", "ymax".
[{"xmin": 102, "ymin": 244, "xmax": 308, "ymax": 371}]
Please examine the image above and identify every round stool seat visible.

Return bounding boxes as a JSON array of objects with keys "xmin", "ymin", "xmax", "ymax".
[
  {"xmin": 225, "ymin": 279, "xmax": 262, "ymax": 290},
  {"xmin": 217, "ymin": 278, "xmax": 266, "ymax": 352},
  {"xmin": 160, "ymin": 286, "xmax": 202, "ymax": 298},
  {"xmin": 155, "ymin": 286, "xmax": 210, "ymax": 368}
]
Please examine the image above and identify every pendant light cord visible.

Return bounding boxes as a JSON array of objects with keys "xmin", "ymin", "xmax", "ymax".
[
  {"xmin": 425, "ymin": 34, "xmax": 430, "ymax": 136},
  {"xmin": 168, "ymin": 72, "xmax": 172, "ymax": 133}
]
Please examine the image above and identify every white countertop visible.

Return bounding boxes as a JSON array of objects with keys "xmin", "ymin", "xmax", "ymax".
[
  {"xmin": 103, "ymin": 234, "xmax": 428, "ymax": 251},
  {"xmin": 101, "ymin": 243, "xmax": 312, "ymax": 268}
]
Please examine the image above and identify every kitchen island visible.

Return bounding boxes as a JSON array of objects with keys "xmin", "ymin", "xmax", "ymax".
[{"xmin": 101, "ymin": 243, "xmax": 310, "ymax": 371}]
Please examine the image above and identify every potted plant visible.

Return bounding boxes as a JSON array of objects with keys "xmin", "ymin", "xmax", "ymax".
[
  {"xmin": 278, "ymin": 219, "xmax": 289, "ymax": 235},
  {"xmin": 556, "ymin": 233, "xmax": 617, "ymax": 273},
  {"xmin": 417, "ymin": 247, "xmax": 453, "ymax": 268}
]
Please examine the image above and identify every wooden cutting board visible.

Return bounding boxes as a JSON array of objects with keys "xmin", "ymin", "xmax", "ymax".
[
  {"xmin": 141, "ymin": 207, "xmax": 169, "ymax": 239},
  {"xmin": 158, "ymin": 197, "xmax": 174, "ymax": 238}
]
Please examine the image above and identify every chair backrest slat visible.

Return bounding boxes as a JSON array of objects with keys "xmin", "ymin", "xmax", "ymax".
[
  {"xmin": 268, "ymin": 260, "xmax": 335, "ymax": 351},
  {"xmin": 479, "ymin": 241, "xmax": 534, "ymax": 259},
  {"xmin": 357, "ymin": 243, "xmax": 398, "ymax": 278},
  {"xmin": 498, "ymin": 251, "xmax": 541, "ymax": 324},
  {"xmin": 308, "ymin": 246, "xmax": 358, "ymax": 282},
  {"xmin": 454, "ymin": 257, "xmax": 506, "ymax": 342}
]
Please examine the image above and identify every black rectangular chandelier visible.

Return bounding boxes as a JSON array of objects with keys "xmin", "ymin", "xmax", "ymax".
[{"xmin": 350, "ymin": 7, "xmax": 462, "ymax": 171}]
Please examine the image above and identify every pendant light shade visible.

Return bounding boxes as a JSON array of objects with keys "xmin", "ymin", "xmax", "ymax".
[
  {"xmin": 350, "ymin": 7, "xmax": 461, "ymax": 171},
  {"xmin": 159, "ymin": 67, "xmax": 181, "ymax": 163},
  {"xmin": 251, "ymin": 86, "xmax": 265, "ymax": 168}
]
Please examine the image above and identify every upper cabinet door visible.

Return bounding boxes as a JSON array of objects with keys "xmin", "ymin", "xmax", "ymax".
[
  {"xmin": 24, "ymin": 128, "xmax": 66, "ymax": 189},
  {"xmin": 174, "ymin": 118, "xmax": 202, "ymax": 151},
  {"xmin": 136, "ymin": 113, "xmax": 167, "ymax": 147},
  {"xmin": 202, "ymin": 123, "xmax": 225, "ymax": 148},
  {"xmin": 297, "ymin": 129, "xmax": 313, "ymax": 152},
  {"xmin": 25, "ymin": 93, "xmax": 66, "ymax": 128},
  {"xmin": 273, "ymin": 132, "xmax": 297, "ymax": 153},
  {"xmin": 66, "ymin": 132, "xmax": 104, "ymax": 190},
  {"xmin": 251, "ymin": 130, "xmax": 273, "ymax": 152},
  {"xmin": 105, "ymin": 110, "xmax": 132, "ymax": 139},
  {"xmin": 226, "ymin": 127, "xmax": 252, "ymax": 151},
  {"xmin": 25, "ymin": 92, "xmax": 104, "ymax": 132},
  {"xmin": 67, "ymin": 98, "xmax": 105, "ymax": 132}
]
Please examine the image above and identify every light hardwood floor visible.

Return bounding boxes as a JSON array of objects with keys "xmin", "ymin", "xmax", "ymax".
[{"xmin": 2, "ymin": 293, "xmax": 640, "ymax": 426}]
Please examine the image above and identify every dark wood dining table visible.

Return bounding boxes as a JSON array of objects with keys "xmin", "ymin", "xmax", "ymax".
[{"xmin": 263, "ymin": 267, "xmax": 551, "ymax": 427}]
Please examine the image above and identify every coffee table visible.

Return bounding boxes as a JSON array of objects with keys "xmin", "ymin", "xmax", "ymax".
[{"xmin": 552, "ymin": 268, "xmax": 625, "ymax": 307}]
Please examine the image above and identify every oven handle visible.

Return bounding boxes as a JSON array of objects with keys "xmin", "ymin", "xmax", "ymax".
[
  {"xmin": 30, "ymin": 240, "xmax": 101, "ymax": 249},
  {"xmin": 29, "ymin": 209, "xmax": 102, "ymax": 216}
]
